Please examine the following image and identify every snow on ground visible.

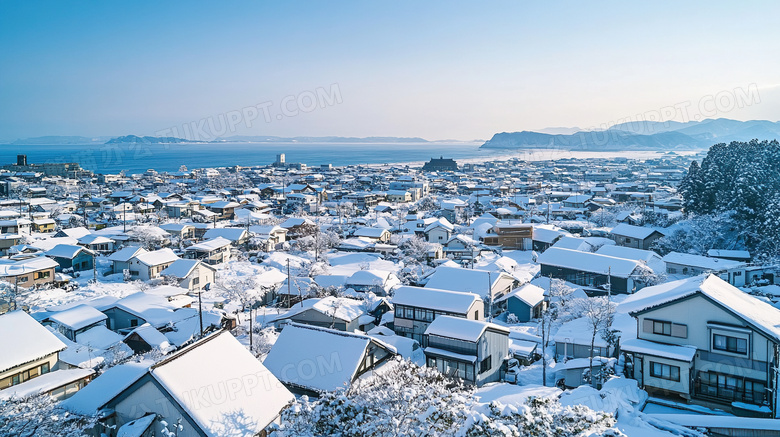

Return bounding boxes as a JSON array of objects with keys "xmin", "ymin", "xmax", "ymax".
[
  {"xmin": 475, "ymin": 383, "xmax": 561, "ymax": 405},
  {"xmin": 326, "ymin": 252, "xmax": 398, "ymax": 276}
]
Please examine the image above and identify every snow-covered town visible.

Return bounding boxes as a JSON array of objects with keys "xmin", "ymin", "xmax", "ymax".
[{"xmin": 1, "ymin": 142, "xmax": 779, "ymax": 436}]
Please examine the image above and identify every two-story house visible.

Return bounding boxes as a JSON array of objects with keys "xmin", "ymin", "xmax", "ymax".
[
  {"xmin": 423, "ymin": 315, "xmax": 509, "ymax": 386},
  {"xmin": 609, "ymin": 223, "xmax": 665, "ymax": 250},
  {"xmin": 392, "ymin": 286, "xmax": 483, "ymax": 344},
  {"xmin": 620, "ymin": 274, "xmax": 780, "ymax": 417}
]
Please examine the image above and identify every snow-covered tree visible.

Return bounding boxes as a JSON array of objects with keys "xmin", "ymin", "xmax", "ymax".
[{"xmin": 0, "ymin": 394, "xmax": 98, "ymax": 437}]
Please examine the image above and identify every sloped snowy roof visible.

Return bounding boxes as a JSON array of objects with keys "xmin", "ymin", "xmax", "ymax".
[
  {"xmin": 61, "ymin": 359, "xmax": 153, "ymax": 415},
  {"xmin": 160, "ymin": 259, "xmax": 202, "ymax": 278},
  {"xmin": 609, "ymin": 223, "xmax": 662, "ymax": 240},
  {"xmin": 264, "ymin": 323, "xmax": 393, "ymax": 392},
  {"xmin": 424, "ymin": 266, "xmax": 514, "ymax": 295},
  {"xmin": 537, "ymin": 247, "xmax": 640, "ymax": 278},
  {"xmin": 392, "ymin": 286, "xmax": 481, "ymax": 314},
  {"xmin": 126, "ymin": 323, "xmax": 172, "ymax": 352},
  {"xmin": 425, "ymin": 315, "xmax": 508, "ymax": 342},
  {"xmin": 0, "ymin": 256, "xmax": 59, "ymax": 276},
  {"xmin": 346, "ymin": 269, "xmax": 393, "ymax": 286},
  {"xmin": 620, "ymin": 338, "xmax": 697, "ymax": 362},
  {"xmin": 353, "ymin": 227, "xmax": 389, "ymax": 238},
  {"xmin": 150, "ymin": 331, "xmax": 294, "ymax": 436},
  {"xmin": 662, "ymin": 252, "xmax": 744, "ymax": 271},
  {"xmin": 108, "ymin": 246, "xmax": 147, "ymax": 262},
  {"xmin": 620, "ymin": 274, "xmax": 780, "ymax": 343},
  {"xmin": 0, "ymin": 311, "xmax": 66, "ymax": 373},
  {"xmin": 187, "ymin": 237, "xmax": 232, "ymax": 252},
  {"xmin": 203, "ymin": 227, "xmax": 247, "ymax": 242},
  {"xmin": 44, "ymin": 243, "xmax": 92, "ymax": 259},
  {"xmin": 75, "ymin": 325, "xmax": 124, "ymax": 350},
  {"xmin": 49, "ymin": 304, "xmax": 107, "ymax": 331},
  {"xmin": 496, "ymin": 283, "xmax": 545, "ymax": 306},
  {"xmin": 0, "ymin": 368, "xmax": 95, "ymax": 400},
  {"xmin": 133, "ymin": 248, "xmax": 178, "ymax": 266}
]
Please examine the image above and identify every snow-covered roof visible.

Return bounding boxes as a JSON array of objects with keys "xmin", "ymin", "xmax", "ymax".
[
  {"xmin": 609, "ymin": 223, "xmax": 662, "ymax": 240},
  {"xmin": 264, "ymin": 323, "xmax": 394, "ymax": 392},
  {"xmin": 496, "ymin": 283, "xmax": 545, "ymax": 307},
  {"xmin": 0, "ymin": 368, "xmax": 94, "ymax": 400},
  {"xmin": 133, "ymin": 248, "xmax": 178, "ymax": 266},
  {"xmin": 160, "ymin": 259, "xmax": 203, "ymax": 278},
  {"xmin": 126, "ymin": 323, "xmax": 172, "ymax": 352},
  {"xmin": 48, "ymin": 304, "xmax": 107, "ymax": 331},
  {"xmin": 44, "ymin": 243, "xmax": 91, "ymax": 259},
  {"xmin": 551, "ymin": 236, "xmax": 593, "ymax": 252},
  {"xmin": 424, "ymin": 217, "xmax": 454, "ymax": 233},
  {"xmin": 186, "ymin": 236, "xmax": 232, "ymax": 252},
  {"xmin": 203, "ymin": 227, "xmax": 247, "ymax": 242},
  {"xmin": 707, "ymin": 249, "xmax": 751, "ymax": 259},
  {"xmin": 662, "ymin": 252, "xmax": 745, "ymax": 271},
  {"xmin": 75, "ymin": 325, "xmax": 124, "ymax": 350},
  {"xmin": 150, "ymin": 331, "xmax": 294, "ymax": 436},
  {"xmin": 345, "ymin": 269, "xmax": 394, "ymax": 286},
  {"xmin": 425, "ymin": 315, "xmax": 508, "ymax": 342},
  {"xmin": 0, "ymin": 256, "xmax": 59, "ymax": 276},
  {"xmin": 57, "ymin": 227, "xmax": 92, "ymax": 239},
  {"xmin": 77, "ymin": 234, "xmax": 115, "ymax": 245},
  {"xmin": 620, "ymin": 337, "xmax": 697, "ymax": 362},
  {"xmin": 532, "ymin": 226, "xmax": 568, "ymax": 243},
  {"xmin": 0, "ymin": 311, "xmax": 66, "ymax": 374},
  {"xmin": 424, "ymin": 266, "xmax": 514, "ymax": 295},
  {"xmin": 553, "ymin": 316, "xmax": 609, "ymax": 348},
  {"xmin": 62, "ymin": 360, "xmax": 153, "ymax": 415},
  {"xmin": 392, "ymin": 286, "xmax": 481, "ymax": 314},
  {"xmin": 108, "ymin": 246, "xmax": 147, "ymax": 262},
  {"xmin": 620, "ymin": 274, "xmax": 780, "ymax": 343},
  {"xmin": 537, "ymin": 247, "xmax": 640, "ymax": 278},
  {"xmin": 353, "ymin": 226, "xmax": 389, "ymax": 238}
]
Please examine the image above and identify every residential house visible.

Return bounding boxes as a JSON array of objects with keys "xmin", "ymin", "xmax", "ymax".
[
  {"xmin": 481, "ymin": 223, "xmax": 533, "ymax": 250},
  {"xmin": 0, "ymin": 311, "xmax": 66, "ymax": 390},
  {"xmin": 537, "ymin": 247, "xmax": 645, "ymax": 294},
  {"xmin": 249, "ymin": 224, "xmax": 287, "ymax": 251},
  {"xmin": 620, "ymin": 274, "xmax": 780, "ymax": 416},
  {"xmin": 344, "ymin": 269, "xmax": 400, "ymax": 296},
  {"xmin": 424, "ymin": 315, "xmax": 509, "ymax": 386},
  {"xmin": 160, "ymin": 259, "xmax": 216, "ymax": 291},
  {"xmin": 108, "ymin": 246, "xmax": 147, "ymax": 275},
  {"xmin": 273, "ymin": 296, "xmax": 366, "ymax": 332},
  {"xmin": 392, "ymin": 285, "xmax": 483, "ymax": 344},
  {"xmin": 65, "ymin": 331, "xmax": 294, "ymax": 437},
  {"xmin": 202, "ymin": 227, "xmax": 249, "ymax": 245},
  {"xmin": 32, "ymin": 218, "xmax": 55, "ymax": 233},
  {"xmin": 609, "ymin": 223, "xmax": 665, "ymax": 250},
  {"xmin": 44, "ymin": 244, "xmax": 95, "ymax": 272},
  {"xmin": 0, "ymin": 256, "xmax": 58, "ymax": 290},
  {"xmin": 127, "ymin": 248, "xmax": 179, "ymax": 281},
  {"xmin": 423, "ymin": 217, "xmax": 454, "ymax": 243},
  {"xmin": 496, "ymin": 283, "xmax": 546, "ymax": 322},
  {"xmin": 205, "ymin": 200, "xmax": 240, "ymax": 219},
  {"xmin": 77, "ymin": 234, "xmax": 116, "ymax": 253},
  {"xmin": 424, "ymin": 266, "xmax": 517, "ymax": 316},
  {"xmin": 264, "ymin": 323, "xmax": 396, "ymax": 395},
  {"xmin": 352, "ymin": 226, "xmax": 392, "ymax": 243},
  {"xmin": 45, "ymin": 304, "xmax": 108, "ymax": 341},
  {"xmin": 662, "ymin": 252, "xmax": 747, "ymax": 287},
  {"xmin": 184, "ymin": 236, "xmax": 232, "ymax": 265},
  {"xmin": 159, "ymin": 222, "xmax": 196, "ymax": 240}
]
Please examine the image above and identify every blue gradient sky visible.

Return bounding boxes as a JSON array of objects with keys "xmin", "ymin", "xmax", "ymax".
[{"xmin": 1, "ymin": 1, "xmax": 779, "ymax": 140}]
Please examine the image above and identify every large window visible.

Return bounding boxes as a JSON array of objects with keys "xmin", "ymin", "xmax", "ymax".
[
  {"xmin": 698, "ymin": 372, "xmax": 766, "ymax": 404},
  {"xmin": 650, "ymin": 362, "xmax": 680, "ymax": 382},
  {"xmin": 479, "ymin": 356, "xmax": 492, "ymax": 374},
  {"xmin": 653, "ymin": 320, "xmax": 672, "ymax": 336},
  {"xmin": 713, "ymin": 334, "xmax": 748, "ymax": 355}
]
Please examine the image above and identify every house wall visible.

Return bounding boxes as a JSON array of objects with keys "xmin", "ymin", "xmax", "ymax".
[
  {"xmin": 426, "ymin": 227, "xmax": 450, "ymax": 243},
  {"xmin": 475, "ymin": 329, "xmax": 509, "ymax": 386},
  {"xmin": 636, "ymin": 294, "xmax": 775, "ymax": 404},
  {"xmin": 394, "ymin": 300, "xmax": 483, "ymax": 343},
  {"xmin": 180, "ymin": 266, "xmax": 215, "ymax": 291},
  {"xmin": 506, "ymin": 297, "xmax": 533, "ymax": 323},
  {"xmin": 103, "ymin": 307, "xmax": 146, "ymax": 332},
  {"xmin": 2, "ymin": 268, "xmax": 55, "ymax": 288},
  {"xmin": 113, "ymin": 379, "xmax": 202, "ymax": 437},
  {"xmin": 0, "ymin": 353, "xmax": 59, "ymax": 389},
  {"xmin": 539, "ymin": 264, "xmax": 631, "ymax": 293}
]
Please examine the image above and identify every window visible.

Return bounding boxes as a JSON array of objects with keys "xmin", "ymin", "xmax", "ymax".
[
  {"xmin": 34, "ymin": 271, "xmax": 50, "ymax": 280},
  {"xmin": 650, "ymin": 362, "xmax": 680, "ymax": 382},
  {"xmin": 130, "ymin": 319, "xmax": 139, "ymax": 327},
  {"xmin": 18, "ymin": 276, "xmax": 28, "ymax": 283},
  {"xmin": 624, "ymin": 238, "xmax": 632, "ymax": 243},
  {"xmin": 713, "ymin": 334, "xmax": 748, "ymax": 355},
  {"xmin": 474, "ymin": 310, "xmax": 478, "ymax": 320},
  {"xmin": 41, "ymin": 363, "xmax": 50, "ymax": 374},
  {"xmin": 653, "ymin": 320, "xmax": 672, "ymax": 336},
  {"xmin": 479, "ymin": 356, "xmax": 492, "ymax": 374},
  {"xmin": 192, "ymin": 277, "xmax": 200, "ymax": 286}
]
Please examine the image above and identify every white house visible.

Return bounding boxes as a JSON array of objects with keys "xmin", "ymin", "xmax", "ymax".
[
  {"xmin": 127, "ymin": 248, "xmax": 179, "ymax": 281},
  {"xmin": 160, "ymin": 259, "xmax": 216, "ymax": 291},
  {"xmin": 619, "ymin": 274, "xmax": 780, "ymax": 416}
]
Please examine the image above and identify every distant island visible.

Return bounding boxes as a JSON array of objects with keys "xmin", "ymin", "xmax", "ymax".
[
  {"xmin": 481, "ymin": 118, "xmax": 780, "ymax": 150},
  {"xmin": 105, "ymin": 135, "xmax": 196, "ymax": 144}
]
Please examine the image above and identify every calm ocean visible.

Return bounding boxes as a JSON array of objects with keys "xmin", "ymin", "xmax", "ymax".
[{"xmin": 0, "ymin": 142, "xmax": 505, "ymax": 174}]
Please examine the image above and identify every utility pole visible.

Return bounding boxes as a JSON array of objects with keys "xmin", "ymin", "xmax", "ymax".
[
  {"xmin": 286, "ymin": 259, "xmax": 292, "ymax": 308},
  {"xmin": 487, "ymin": 271, "xmax": 493, "ymax": 322},
  {"xmin": 123, "ymin": 202, "xmax": 127, "ymax": 232},
  {"xmin": 199, "ymin": 283, "xmax": 208, "ymax": 338},
  {"xmin": 606, "ymin": 266, "xmax": 612, "ymax": 302}
]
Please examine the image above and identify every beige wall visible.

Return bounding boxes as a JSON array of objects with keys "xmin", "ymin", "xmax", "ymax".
[{"xmin": 0, "ymin": 353, "xmax": 58, "ymax": 389}]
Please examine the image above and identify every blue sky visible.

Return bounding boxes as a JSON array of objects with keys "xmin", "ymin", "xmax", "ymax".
[{"xmin": 1, "ymin": 1, "xmax": 779, "ymax": 140}]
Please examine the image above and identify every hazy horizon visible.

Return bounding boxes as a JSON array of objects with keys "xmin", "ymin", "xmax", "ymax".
[{"xmin": 2, "ymin": 1, "xmax": 779, "ymax": 141}]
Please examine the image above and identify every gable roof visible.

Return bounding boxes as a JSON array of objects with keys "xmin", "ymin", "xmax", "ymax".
[
  {"xmin": 150, "ymin": 331, "xmax": 294, "ymax": 436},
  {"xmin": 424, "ymin": 266, "xmax": 514, "ymax": 295},
  {"xmin": 133, "ymin": 248, "xmax": 178, "ymax": 267},
  {"xmin": 48, "ymin": 304, "xmax": 107, "ymax": 331},
  {"xmin": 108, "ymin": 246, "xmax": 147, "ymax": 262},
  {"xmin": 609, "ymin": 223, "xmax": 662, "ymax": 240},
  {"xmin": 0, "ymin": 311, "xmax": 67, "ymax": 374},
  {"xmin": 662, "ymin": 252, "xmax": 745, "ymax": 271},
  {"xmin": 263, "ymin": 323, "xmax": 394, "ymax": 392},
  {"xmin": 44, "ymin": 244, "xmax": 92, "ymax": 259},
  {"xmin": 203, "ymin": 227, "xmax": 247, "ymax": 242}
]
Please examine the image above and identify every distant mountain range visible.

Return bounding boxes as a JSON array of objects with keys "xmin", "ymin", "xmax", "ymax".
[
  {"xmin": 6, "ymin": 135, "xmax": 437, "ymax": 145},
  {"xmin": 481, "ymin": 118, "xmax": 780, "ymax": 150}
]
